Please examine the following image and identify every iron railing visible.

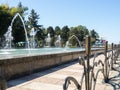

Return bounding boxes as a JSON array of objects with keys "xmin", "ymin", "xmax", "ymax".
[{"xmin": 63, "ymin": 35, "xmax": 120, "ymax": 90}]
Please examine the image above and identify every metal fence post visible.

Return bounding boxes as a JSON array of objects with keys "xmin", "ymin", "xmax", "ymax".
[
  {"xmin": 0, "ymin": 79, "xmax": 6, "ymax": 90},
  {"xmin": 85, "ymin": 35, "xmax": 91, "ymax": 90},
  {"xmin": 111, "ymin": 43, "xmax": 114, "ymax": 69},
  {"xmin": 0, "ymin": 64, "xmax": 7, "ymax": 90},
  {"xmin": 104, "ymin": 41, "xmax": 108, "ymax": 83},
  {"xmin": 114, "ymin": 44, "xmax": 117, "ymax": 64}
]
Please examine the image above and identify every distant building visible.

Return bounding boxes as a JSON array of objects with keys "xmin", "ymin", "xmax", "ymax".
[{"xmin": 95, "ymin": 36, "xmax": 106, "ymax": 46}]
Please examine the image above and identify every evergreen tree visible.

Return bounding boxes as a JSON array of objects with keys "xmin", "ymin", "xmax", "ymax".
[
  {"xmin": 27, "ymin": 9, "xmax": 44, "ymax": 46},
  {"xmin": 17, "ymin": 2, "xmax": 28, "ymax": 16},
  {"xmin": 27, "ymin": 9, "xmax": 41, "ymax": 30}
]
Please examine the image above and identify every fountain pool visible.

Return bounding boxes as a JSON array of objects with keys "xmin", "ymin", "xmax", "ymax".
[
  {"xmin": 0, "ymin": 47, "xmax": 85, "ymax": 59},
  {"xmin": 0, "ymin": 47, "xmax": 104, "ymax": 80}
]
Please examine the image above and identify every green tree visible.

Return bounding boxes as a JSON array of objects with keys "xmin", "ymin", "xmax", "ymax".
[
  {"xmin": 17, "ymin": 2, "xmax": 28, "ymax": 16},
  {"xmin": 82, "ymin": 26, "xmax": 89, "ymax": 37},
  {"xmin": 27, "ymin": 9, "xmax": 43, "ymax": 41},
  {"xmin": 54, "ymin": 26, "xmax": 61, "ymax": 46},
  {"xmin": 0, "ymin": 4, "xmax": 12, "ymax": 38},
  {"xmin": 69, "ymin": 25, "xmax": 89, "ymax": 46},
  {"xmin": 26, "ymin": 9, "xmax": 45, "ymax": 47},
  {"xmin": 76, "ymin": 25, "xmax": 86, "ymax": 41},
  {"xmin": 61, "ymin": 26, "xmax": 70, "ymax": 46},
  {"xmin": 90, "ymin": 29, "xmax": 99, "ymax": 44},
  {"xmin": 47, "ymin": 26, "xmax": 54, "ymax": 37},
  {"xmin": 27, "ymin": 9, "xmax": 41, "ymax": 30},
  {"xmin": 69, "ymin": 27, "xmax": 80, "ymax": 47},
  {"xmin": 40, "ymin": 27, "xmax": 47, "ymax": 46},
  {"xmin": 54, "ymin": 26, "xmax": 61, "ymax": 36}
]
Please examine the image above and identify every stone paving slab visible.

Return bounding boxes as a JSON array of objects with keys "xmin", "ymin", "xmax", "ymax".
[{"xmin": 7, "ymin": 54, "xmax": 120, "ymax": 90}]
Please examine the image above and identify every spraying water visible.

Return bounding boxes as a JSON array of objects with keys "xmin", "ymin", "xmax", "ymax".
[
  {"xmin": 65, "ymin": 35, "xmax": 82, "ymax": 48},
  {"xmin": 4, "ymin": 26, "xmax": 13, "ymax": 49},
  {"xmin": 4, "ymin": 13, "xmax": 29, "ymax": 49},
  {"xmin": 29, "ymin": 28, "xmax": 38, "ymax": 48},
  {"xmin": 45, "ymin": 33, "xmax": 51, "ymax": 47},
  {"xmin": 55, "ymin": 35, "xmax": 61, "ymax": 47}
]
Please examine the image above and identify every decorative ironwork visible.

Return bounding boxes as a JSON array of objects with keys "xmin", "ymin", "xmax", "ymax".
[{"xmin": 63, "ymin": 35, "xmax": 120, "ymax": 90}]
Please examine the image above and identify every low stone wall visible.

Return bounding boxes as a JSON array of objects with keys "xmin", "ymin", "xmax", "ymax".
[{"xmin": 0, "ymin": 49, "xmax": 104, "ymax": 80}]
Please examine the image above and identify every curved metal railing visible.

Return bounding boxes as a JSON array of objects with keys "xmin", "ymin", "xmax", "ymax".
[{"xmin": 63, "ymin": 36, "xmax": 120, "ymax": 90}]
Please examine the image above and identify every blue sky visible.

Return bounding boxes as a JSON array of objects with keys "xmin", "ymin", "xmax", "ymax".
[{"xmin": 0, "ymin": 0, "xmax": 120, "ymax": 44}]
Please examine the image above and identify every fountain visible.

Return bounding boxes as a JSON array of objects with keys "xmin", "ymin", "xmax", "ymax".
[
  {"xmin": 0, "ymin": 25, "xmax": 101, "ymax": 81},
  {"xmin": 65, "ymin": 35, "xmax": 82, "ymax": 48},
  {"xmin": 3, "ymin": 13, "xmax": 29, "ymax": 49},
  {"xmin": 29, "ymin": 28, "xmax": 38, "ymax": 48},
  {"xmin": 65, "ymin": 41, "xmax": 69, "ymax": 48},
  {"xmin": 4, "ymin": 26, "xmax": 13, "ymax": 49},
  {"xmin": 55, "ymin": 35, "xmax": 61, "ymax": 47},
  {"xmin": 0, "ymin": 13, "xmax": 103, "ymax": 82},
  {"xmin": 45, "ymin": 33, "xmax": 51, "ymax": 47}
]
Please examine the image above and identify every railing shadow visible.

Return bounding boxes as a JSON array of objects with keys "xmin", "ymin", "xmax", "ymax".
[{"xmin": 107, "ymin": 60, "xmax": 120, "ymax": 90}]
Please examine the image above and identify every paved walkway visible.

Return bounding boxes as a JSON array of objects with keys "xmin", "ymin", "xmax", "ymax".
[{"xmin": 6, "ymin": 54, "xmax": 120, "ymax": 90}]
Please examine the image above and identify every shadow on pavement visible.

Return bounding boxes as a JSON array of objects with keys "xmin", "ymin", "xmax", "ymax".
[{"xmin": 108, "ymin": 61, "xmax": 120, "ymax": 90}]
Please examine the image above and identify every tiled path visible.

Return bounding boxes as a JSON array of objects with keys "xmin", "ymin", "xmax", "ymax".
[{"xmin": 7, "ymin": 55, "xmax": 120, "ymax": 90}]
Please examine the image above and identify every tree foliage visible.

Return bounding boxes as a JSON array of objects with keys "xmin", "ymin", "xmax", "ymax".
[
  {"xmin": 17, "ymin": 2, "xmax": 28, "ymax": 16},
  {"xmin": 61, "ymin": 26, "xmax": 70, "ymax": 46},
  {"xmin": 90, "ymin": 29, "xmax": 99, "ymax": 44},
  {"xmin": 69, "ymin": 27, "xmax": 80, "ymax": 47},
  {"xmin": 69, "ymin": 25, "xmax": 89, "ymax": 46},
  {"xmin": 0, "ymin": 4, "xmax": 12, "ymax": 37},
  {"xmin": 0, "ymin": 2, "xmax": 100, "ymax": 48},
  {"xmin": 47, "ymin": 26, "xmax": 54, "ymax": 37},
  {"xmin": 27, "ymin": 9, "xmax": 40, "ymax": 30},
  {"xmin": 26, "ymin": 9, "xmax": 44, "ymax": 42},
  {"xmin": 54, "ymin": 26, "xmax": 61, "ymax": 36}
]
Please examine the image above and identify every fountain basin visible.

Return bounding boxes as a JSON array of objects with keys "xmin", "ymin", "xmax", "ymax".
[{"xmin": 0, "ymin": 48, "xmax": 104, "ymax": 80}]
